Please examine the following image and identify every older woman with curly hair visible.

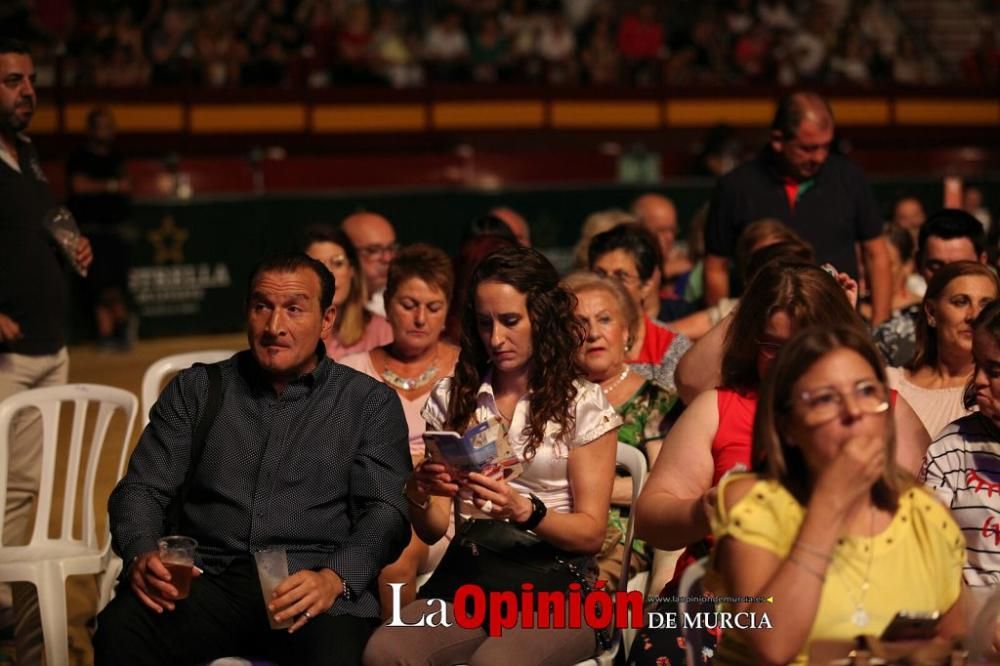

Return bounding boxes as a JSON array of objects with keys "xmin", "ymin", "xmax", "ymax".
[
  {"xmin": 563, "ymin": 271, "xmax": 678, "ymax": 589},
  {"xmin": 363, "ymin": 246, "xmax": 621, "ymax": 665}
]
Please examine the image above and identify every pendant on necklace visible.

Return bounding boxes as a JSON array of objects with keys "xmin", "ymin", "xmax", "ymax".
[{"xmin": 851, "ymin": 607, "xmax": 869, "ymax": 627}]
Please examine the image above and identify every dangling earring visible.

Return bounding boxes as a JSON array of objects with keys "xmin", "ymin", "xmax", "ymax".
[{"xmin": 927, "ymin": 317, "xmax": 936, "ymax": 328}]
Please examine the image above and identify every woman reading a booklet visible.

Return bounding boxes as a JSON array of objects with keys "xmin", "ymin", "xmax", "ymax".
[{"xmin": 363, "ymin": 246, "xmax": 621, "ymax": 665}]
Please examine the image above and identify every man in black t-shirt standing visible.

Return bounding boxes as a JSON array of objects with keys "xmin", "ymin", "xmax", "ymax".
[
  {"xmin": 703, "ymin": 92, "xmax": 892, "ymax": 324},
  {"xmin": 0, "ymin": 38, "xmax": 92, "ymax": 664},
  {"xmin": 67, "ymin": 107, "xmax": 134, "ymax": 350}
]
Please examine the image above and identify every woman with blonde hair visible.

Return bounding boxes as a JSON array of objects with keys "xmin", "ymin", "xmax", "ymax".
[
  {"xmin": 710, "ymin": 326, "xmax": 964, "ymax": 664},
  {"xmin": 302, "ymin": 225, "xmax": 392, "ymax": 359}
]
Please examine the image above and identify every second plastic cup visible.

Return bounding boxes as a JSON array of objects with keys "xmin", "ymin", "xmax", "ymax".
[{"xmin": 254, "ymin": 548, "xmax": 293, "ymax": 629}]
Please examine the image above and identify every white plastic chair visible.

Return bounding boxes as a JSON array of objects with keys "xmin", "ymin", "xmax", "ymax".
[
  {"xmin": 574, "ymin": 443, "xmax": 648, "ymax": 665},
  {"xmin": 0, "ymin": 383, "xmax": 138, "ymax": 666},
  {"xmin": 677, "ymin": 556, "xmax": 711, "ymax": 666},
  {"xmin": 140, "ymin": 350, "xmax": 236, "ymax": 429}
]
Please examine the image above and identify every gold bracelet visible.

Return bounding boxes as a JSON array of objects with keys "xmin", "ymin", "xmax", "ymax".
[
  {"xmin": 788, "ymin": 553, "xmax": 826, "ymax": 582},
  {"xmin": 793, "ymin": 540, "xmax": 834, "ymax": 562}
]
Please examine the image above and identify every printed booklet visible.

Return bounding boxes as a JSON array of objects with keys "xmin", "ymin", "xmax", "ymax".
[{"xmin": 423, "ymin": 417, "xmax": 522, "ymax": 482}]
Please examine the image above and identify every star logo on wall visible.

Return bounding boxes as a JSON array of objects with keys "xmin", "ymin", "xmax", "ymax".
[{"xmin": 147, "ymin": 215, "xmax": 189, "ymax": 264}]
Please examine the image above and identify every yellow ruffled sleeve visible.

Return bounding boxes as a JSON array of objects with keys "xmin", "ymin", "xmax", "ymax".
[{"xmin": 710, "ymin": 473, "xmax": 805, "ymax": 558}]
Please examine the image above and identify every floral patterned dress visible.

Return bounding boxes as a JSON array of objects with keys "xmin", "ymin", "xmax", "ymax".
[{"xmin": 598, "ymin": 381, "xmax": 678, "ymax": 586}]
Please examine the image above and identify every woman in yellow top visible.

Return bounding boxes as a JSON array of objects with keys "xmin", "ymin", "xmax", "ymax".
[{"xmin": 710, "ymin": 325, "xmax": 965, "ymax": 665}]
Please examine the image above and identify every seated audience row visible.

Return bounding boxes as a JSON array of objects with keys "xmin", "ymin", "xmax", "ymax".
[{"xmin": 91, "ymin": 198, "xmax": 1000, "ymax": 664}]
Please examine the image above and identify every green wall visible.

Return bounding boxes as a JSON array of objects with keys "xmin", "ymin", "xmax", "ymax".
[{"xmin": 69, "ymin": 177, "xmax": 996, "ymax": 339}]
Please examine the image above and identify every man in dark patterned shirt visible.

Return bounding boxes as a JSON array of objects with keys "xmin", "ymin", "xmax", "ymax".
[
  {"xmin": 95, "ymin": 254, "xmax": 412, "ymax": 665},
  {"xmin": 874, "ymin": 209, "xmax": 986, "ymax": 367}
]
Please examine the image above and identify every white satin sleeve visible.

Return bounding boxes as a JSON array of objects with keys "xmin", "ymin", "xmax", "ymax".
[
  {"xmin": 570, "ymin": 380, "xmax": 622, "ymax": 449},
  {"xmin": 420, "ymin": 377, "xmax": 453, "ymax": 431}
]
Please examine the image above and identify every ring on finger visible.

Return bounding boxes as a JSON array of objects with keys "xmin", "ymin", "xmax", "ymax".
[
  {"xmin": 481, "ymin": 499, "xmax": 494, "ymax": 513},
  {"xmin": 303, "ymin": 610, "xmax": 312, "ymax": 620}
]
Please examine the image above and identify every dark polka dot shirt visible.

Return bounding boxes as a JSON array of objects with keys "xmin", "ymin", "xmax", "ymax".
[{"xmin": 109, "ymin": 348, "xmax": 412, "ymax": 619}]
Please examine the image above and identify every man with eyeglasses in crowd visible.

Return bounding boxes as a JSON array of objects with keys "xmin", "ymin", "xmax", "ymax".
[{"xmin": 341, "ymin": 212, "xmax": 398, "ymax": 318}]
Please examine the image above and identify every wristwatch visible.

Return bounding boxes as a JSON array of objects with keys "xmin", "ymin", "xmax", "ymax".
[{"xmin": 513, "ymin": 493, "xmax": 547, "ymax": 531}]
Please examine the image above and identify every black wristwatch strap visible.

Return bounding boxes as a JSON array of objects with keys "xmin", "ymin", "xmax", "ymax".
[{"xmin": 514, "ymin": 493, "xmax": 547, "ymax": 531}]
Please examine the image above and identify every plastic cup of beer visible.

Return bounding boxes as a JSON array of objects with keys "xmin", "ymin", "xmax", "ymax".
[
  {"xmin": 157, "ymin": 536, "xmax": 197, "ymax": 600},
  {"xmin": 254, "ymin": 548, "xmax": 293, "ymax": 630}
]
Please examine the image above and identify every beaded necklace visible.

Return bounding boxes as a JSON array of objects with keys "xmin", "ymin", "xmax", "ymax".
[{"xmin": 382, "ymin": 349, "xmax": 439, "ymax": 391}]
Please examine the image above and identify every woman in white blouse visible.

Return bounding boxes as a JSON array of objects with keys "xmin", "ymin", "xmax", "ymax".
[
  {"xmin": 363, "ymin": 246, "xmax": 620, "ymax": 665},
  {"xmin": 886, "ymin": 261, "xmax": 999, "ymax": 439}
]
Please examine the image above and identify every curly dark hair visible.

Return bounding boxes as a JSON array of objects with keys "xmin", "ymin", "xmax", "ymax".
[{"xmin": 446, "ymin": 246, "xmax": 586, "ymax": 459}]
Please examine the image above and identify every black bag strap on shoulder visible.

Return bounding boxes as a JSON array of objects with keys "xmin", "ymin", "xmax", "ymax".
[
  {"xmin": 167, "ymin": 362, "xmax": 223, "ymax": 531},
  {"xmin": 188, "ymin": 363, "xmax": 223, "ymax": 480}
]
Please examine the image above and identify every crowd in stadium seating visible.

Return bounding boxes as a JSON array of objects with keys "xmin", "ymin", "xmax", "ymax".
[
  {"xmin": 7, "ymin": 0, "xmax": 998, "ymax": 89},
  {"xmin": 5, "ymin": 26, "xmax": 1000, "ymax": 655}
]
